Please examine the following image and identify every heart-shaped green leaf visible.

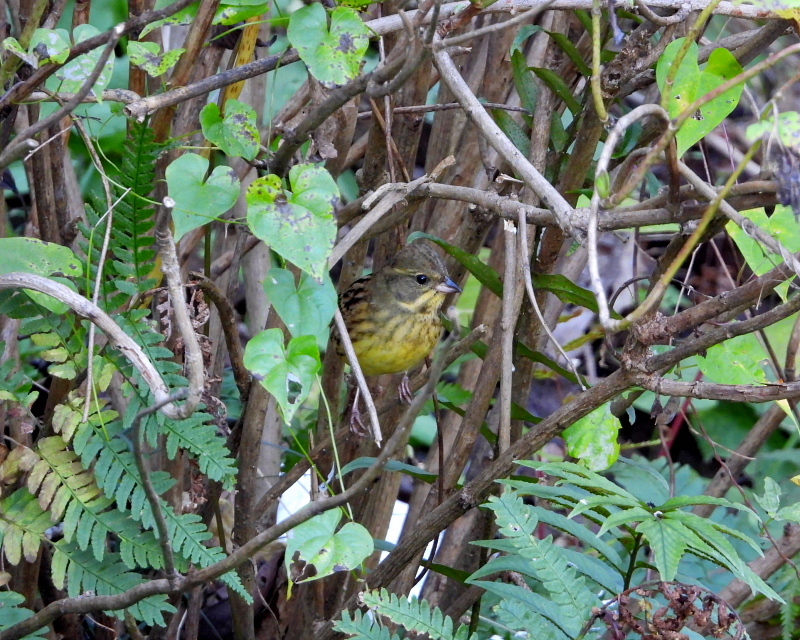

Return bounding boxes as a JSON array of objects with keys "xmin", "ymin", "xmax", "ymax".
[
  {"xmin": 284, "ymin": 508, "xmax": 373, "ymax": 596},
  {"xmin": 657, "ymin": 39, "xmax": 743, "ymax": 156},
  {"xmin": 287, "ymin": 4, "xmax": 369, "ymax": 85},
  {"xmin": 54, "ymin": 25, "xmax": 115, "ymax": 99},
  {"xmin": 200, "ymin": 99, "xmax": 259, "ymax": 160},
  {"xmin": 128, "ymin": 41, "xmax": 184, "ymax": 77},
  {"xmin": 246, "ymin": 164, "xmax": 338, "ymax": 282},
  {"xmin": 262, "ymin": 268, "xmax": 337, "ymax": 349},
  {"xmin": 243, "ymin": 329, "xmax": 320, "ymax": 424},
  {"xmin": 0, "ymin": 238, "xmax": 81, "ymax": 313},
  {"xmin": 165, "ymin": 153, "xmax": 240, "ymax": 241}
]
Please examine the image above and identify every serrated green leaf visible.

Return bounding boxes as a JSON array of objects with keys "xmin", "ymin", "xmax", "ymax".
[{"xmin": 636, "ymin": 517, "xmax": 690, "ymax": 581}]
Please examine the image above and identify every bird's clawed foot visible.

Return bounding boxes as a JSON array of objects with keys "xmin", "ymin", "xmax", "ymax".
[
  {"xmin": 348, "ymin": 388, "xmax": 370, "ymax": 437},
  {"xmin": 399, "ymin": 374, "xmax": 414, "ymax": 404}
]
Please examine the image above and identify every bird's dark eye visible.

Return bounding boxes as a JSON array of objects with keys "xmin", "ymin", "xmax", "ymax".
[{"xmin": 415, "ymin": 274, "xmax": 429, "ymax": 285}]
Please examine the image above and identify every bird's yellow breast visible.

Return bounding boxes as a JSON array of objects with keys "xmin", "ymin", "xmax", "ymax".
[{"xmin": 347, "ymin": 307, "xmax": 443, "ymax": 376}]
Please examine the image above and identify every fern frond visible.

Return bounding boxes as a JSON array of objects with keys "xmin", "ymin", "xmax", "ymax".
[
  {"xmin": 81, "ymin": 121, "xmax": 163, "ymax": 308},
  {"xmin": 53, "ymin": 394, "xmax": 246, "ymax": 598},
  {"xmin": 0, "ymin": 489, "xmax": 51, "ymax": 565},
  {"xmin": 334, "ymin": 609, "xmax": 400, "ymax": 640},
  {"xmin": 477, "ymin": 491, "xmax": 599, "ymax": 637},
  {"xmin": 50, "ymin": 542, "xmax": 174, "ymax": 626},
  {"xmin": 0, "ymin": 591, "xmax": 48, "ymax": 640},
  {"xmin": 129, "ymin": 398, "xmax": 237, "ymax": 487},
  {"xmin": 115, "ymin": 313, "xmax": 237, "ymax": 489},
  {"xmin": 360, "ymin": 589, "xmax": 475, "ymax": 640},
  {"xmin": 493, "ymin": 599, "xmax": 558, "ymax": 640},
  {"xmin": 22, "ymin": 435, "xmax": 164, "ymax": 568},
  {"xmin": 0, "ymin": 348, "xmax": 38, "ymax": 409},
  {"xmin": 779, "ymin": 566, "xmax": 800, "ymax": 640}
]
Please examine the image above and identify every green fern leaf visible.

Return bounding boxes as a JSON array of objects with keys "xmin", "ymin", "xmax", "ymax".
[
  {"xmin": 478, "ymin": 491, "xmax": 599, "ymax": 636},
  {"xmin": 0, "ymin": 591, "xmax": 49, "ymax": 640},
  {"xmin": 334, "ymin": 609, "xmax": 400, "ymax": 640},
  {"xmin": 80, "ymin": 121, "xmax": 163, "ymax": 305},
  {"xmin": 0, "ymin": 347, "xmax": 38, "ymax": 409},
  {"xmin": 50, "ymin": 542, "xmax": 174, "ymax": 626},
  {"xmin": 360, "ymin": 589, "xmax": 474, "ymax": 640},
  {"xmin": 0, "ymin": 489, "xmax": 51, "ymax": 565},
  {"xmin": 493, "ymin": 599, "xmax": 558, "ymax": 640}
]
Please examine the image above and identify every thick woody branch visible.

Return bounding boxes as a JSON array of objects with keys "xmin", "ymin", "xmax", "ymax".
[{"xmin": 643, "ymin": 292, "xmax": 800, "ymax": 376}]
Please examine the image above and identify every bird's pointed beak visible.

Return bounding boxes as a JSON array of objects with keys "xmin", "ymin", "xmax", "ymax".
[{"xmin": 436, "ymin": 277, "xmax": 461, "ymax": 294}]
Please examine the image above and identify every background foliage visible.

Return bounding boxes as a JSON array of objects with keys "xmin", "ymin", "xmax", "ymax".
[{"xmin": 1, "ymin": 0, "xmax": 800, "ymax": 638}]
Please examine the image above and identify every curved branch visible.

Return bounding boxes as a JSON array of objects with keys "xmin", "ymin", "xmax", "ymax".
[{"xmin": 0, "ymin": 273, "xmax": 185, "ymax": 420}]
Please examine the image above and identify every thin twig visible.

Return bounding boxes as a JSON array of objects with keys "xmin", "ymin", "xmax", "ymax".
[
  {"xmin": 0, "ymin": 24, "xmax": 124, "ymax": 170},
  {"xmin": 499, "ymin": 220, "xmax": 517, "ymax": 454},
  {"xmin": 437, "ymin": 4, "xmax": 547, "ymax": 48},
  {"xmin": 154, "ymin": 227, "xmax": 205, "ymax": 420},
  {"xmin": 356, "ymin": 102, "xmax": 533, "ymax": 119},
  {"xmin": 431, "ymin": 35, "xmax": 577, "ymax": 237},
  {"xmin": 518, "ymin": 210, "xmax": 587, "ymax": 389},
  {"xmin": 333, "ymin": 307, "xmax": 382, "ymax": 445},
  {"xmin": 634, "ymin": 0, "xmax": 691, "ymax": 25},
  {"xmin": 132, "ymin": 391, "xmax": 189, "ymax": 578}
]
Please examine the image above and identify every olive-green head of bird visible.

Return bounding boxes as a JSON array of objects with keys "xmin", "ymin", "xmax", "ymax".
[
  {"xmin": 372, "ymin": 242, "xmax": 461, "ymax": 313},
  {"xmin": 337, "ymin": 241, "xmax": 461, "ymax": 377}
]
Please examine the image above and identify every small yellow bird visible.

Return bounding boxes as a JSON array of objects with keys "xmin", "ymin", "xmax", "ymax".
[{"xmin": 336, "ymin": 242, "xmax": 461, "ymax": 381}]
